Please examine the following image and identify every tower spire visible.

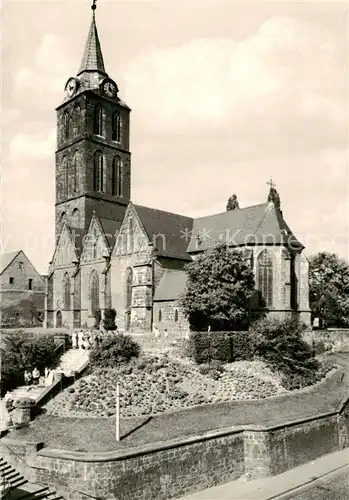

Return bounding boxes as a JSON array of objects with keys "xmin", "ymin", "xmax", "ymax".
[{"xmin": 77, "ymin": 0, "xmax": 107, "ymax": 77}]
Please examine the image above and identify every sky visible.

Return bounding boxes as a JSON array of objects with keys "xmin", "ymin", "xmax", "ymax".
[{"xmin": 2, "ymin": 0, "xmax": 348, "ymax": 274}]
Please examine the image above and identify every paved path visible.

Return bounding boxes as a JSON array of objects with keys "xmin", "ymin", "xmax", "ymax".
[{"xmin": 175, "ymin": 449, "xmax": 349, "ymax": 500}]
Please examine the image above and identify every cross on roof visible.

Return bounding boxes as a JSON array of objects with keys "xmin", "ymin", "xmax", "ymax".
[{"xmin": 266, "ymin": 178, "xmax": 276, "ymax": 189}]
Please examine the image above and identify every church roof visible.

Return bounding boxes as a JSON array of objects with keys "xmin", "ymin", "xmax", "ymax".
[
  {"xmin": 134, "ymin": 205, "xmax": 193, "ymax": 261},
  {"xmin": 77, "ymin": 11, "xmax": 107, "ymax": 77},
  {"xmin": 187, "ymin": 202, "xmax": 303, "ymax": 253},
  {"xmin": 99, "ymin": 218, "xmax": 122, "ymax": 249},
  {"xmin": 153, "ymin": 271, "xmax": 188, "ymax": 301},
  {"xmin": 0, "ymin": 250, "xmax": 21, "ymax": 274}
]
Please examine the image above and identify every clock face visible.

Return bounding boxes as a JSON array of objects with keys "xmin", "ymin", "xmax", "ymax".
[
  {"xmin": 103, "ymin": 80, "xmax": 118, "ymax": 97},
  {"xmin": 66, "ymin": 78, "xmax": 78, "ymax": 97}
]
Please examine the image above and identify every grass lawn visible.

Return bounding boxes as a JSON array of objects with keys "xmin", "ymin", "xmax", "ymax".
[{"xmin": 7, "ymin": 356, "xmax": 348, "ymax": 453}]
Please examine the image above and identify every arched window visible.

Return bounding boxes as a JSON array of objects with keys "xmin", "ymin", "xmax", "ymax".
[
  {"xmin": 128, "ymin": 220, "xmax": 134, "ymax": 254},
  {"xmin": 62, "ymin": 156, "xmax": 68, "ymax": 197},
  {"xmin": 71, "ymin": 152, "xmax": 78, "ymax": 193},
  {"xmin": 60, "ymin": 211, "xmax": 66, "ymax": 223},
  {"xmin": 93, "ymin": 106, "xmax": 102, "ymax": 136},
  {"xmin": 112, "ymin": 157, "xmax": 122, "ymax": 196},
  {"xmin": 158, "ymin": 309, "xmax": 162, "ymax": 323},
  {"xmin": 63, "ymin": 112, "xmax": 70, "ymax": 140},
  {"xmin": 174, "ymin": 309, "xmax": 179, "ymax": 322},
  {"xmin": 93, "ymin": 152, "xmax": 104, "ymax": 192},
  {"xmin": 72, "ymin": 105, "xmax": 81, "ymax": 136},
  {"xmin": 63, "ymin": 272, "xmax": 71, "ymax": 310},
  {"xmin": 92, "ymin": 236, "xmax": 98, "ymax": 259},
  {"xmin": 71, "ymin": 208, "xmax": 79, "ymax": 227},
  {"xmin": 90, "ymin": 270, "xmax": 99, "ymax": 315},
  {"xmin": 257, "ymin": 250, "xmax": 273, "ymax": 307},
  {"xmin": 125, "ymin": 267, "xmax": 133, "ymax": 309},
  {"xmin": 112, "ymin": 112, "xmax": 121, "ymax": 142}
]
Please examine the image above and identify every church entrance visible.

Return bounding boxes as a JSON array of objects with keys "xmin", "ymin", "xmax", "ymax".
[{"xmin": 56, "ymin": 310, "xmax": 62, "ymax": 328}]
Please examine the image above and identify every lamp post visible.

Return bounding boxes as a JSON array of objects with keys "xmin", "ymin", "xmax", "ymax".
[{"xmin": 116, "ymin": 383, "xmax": 120, "ymax": 442}]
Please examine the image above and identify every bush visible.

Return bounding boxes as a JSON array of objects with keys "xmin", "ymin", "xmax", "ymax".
[
  {"xmin": 89, "ymin": 333, "xmax": 141, "ymax": 368},
  {"xmin": 229, "ymin": 331, "xmax": 254, "ymax": 361},
  {"xmin": 103, "ymin": 308, "xmax": 117, "ymax": 331},
  {"xmin": 210, "ymin": 333, "xmax": 232, "ymax": 363},
  {"xmin": 0, "ymin": 331, "xmax": 61, "ymax": 396},
  {"xmin": 189, "ymin": 331, "xmax": 254, "ymax": 364},
  {"xmin": 250, "ymin": 318, "xmax": 320, "ymax": 389},
  {"xmin": 94, "ymin": 309, "xmax": 102, "ymax": 329},
  {"xmin": 189, "ymin": 332, "xmax": 212, "ymax": 364}
]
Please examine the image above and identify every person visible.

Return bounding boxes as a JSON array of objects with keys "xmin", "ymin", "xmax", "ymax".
[
  {"xmin": 78, "ymin": 330, "xmax": 84, "ymax": 349},
  {"xmin": 24, "ymin": 369, "xmax": 32, "ymax": 391},
  {"xmin": 83, "ymin": 331, "xmax": 90, "ymax": 350},
  {"xmin": 32, "ymin": 367, "xmax": 40, "ymax": 386},
  {"xmin": 164, "ymin": 329, "xmax": 168, "ymax": 339},
  {"xmin": 153, "ymin": 325, "xmax": 160, "ymax": 341},
  {"xmin": 4, "ymin": 392, "xmax": 14, "ymax": 413},
  {"xmin": 72, "ymin": 330, "xmax": 78, "ymax": 349},
  {"xmin": 45, "ymin": 368, "xmax": 54, "ymax": 386}
]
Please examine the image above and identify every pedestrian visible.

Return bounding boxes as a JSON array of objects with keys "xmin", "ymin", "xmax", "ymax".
[
  {"xmin": 32, "ymin": 367, "xmax": 40, "ymax": 386},
  {"xmin": 83, "ymin": 331, "xmax": 90, "ymax": 350},
  {"xmin": 153, "ymin": 325, "xmax": 160, "ymax": 341},
  {"xmin": 72, "ymin": 330, "xmax": 78, "ymax": 349},
  {"xmin": 45, "ymin": 368, "xmax": 54, "ymax": 386},
  {"xmin": 78, "ymin": 330, "xmax": 84, "ymax": 349},
  {"xmin": 164, "ymin": 329, "xmax": 168, "ymax": 339},
  {"xmin": 24, "ymin": 369, "xmax": 32, "ymax": 391},
  {"xmin": 4, "ymin": 392, "xmax": 14, "ymax": 413}
]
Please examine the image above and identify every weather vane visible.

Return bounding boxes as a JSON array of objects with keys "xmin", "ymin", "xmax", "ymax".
[
  {"xmin": 91, "ymin": 0, "xmax": 97, "ymax": 11},
  {"xmin": 266, "ymin": 177, "xmax": 276, "ymax": 189}
]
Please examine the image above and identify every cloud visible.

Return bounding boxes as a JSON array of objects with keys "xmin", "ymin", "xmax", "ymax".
[
  {"xmin": 9, "ymin": 128, "xmax": 56, "ymax": 160},
  {"xmin": 123, "ymin": 16, "xmax": 346, "ymax": 148}
]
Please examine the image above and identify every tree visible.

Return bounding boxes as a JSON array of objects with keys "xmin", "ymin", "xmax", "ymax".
[
  {"xmin": 179, "ymin": 245, "xmax": 264, "ymax": 331},
  {"xmin": 103, "ymin": 308, "xmax": 117, "ymax": 331},
  {"xmin": 309, "ymin": 252, "xmax": 349, "ymax": 328}
]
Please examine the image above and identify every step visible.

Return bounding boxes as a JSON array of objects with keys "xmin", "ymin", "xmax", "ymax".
[{"xmin": 9, "ymin": 484, "xmax": 50, "ymax": 499}]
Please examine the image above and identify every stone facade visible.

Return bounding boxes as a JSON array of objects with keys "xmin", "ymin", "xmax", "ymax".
[{"xmin": 0, "ymin": 251, "xmax": 45, "ymax": 327}]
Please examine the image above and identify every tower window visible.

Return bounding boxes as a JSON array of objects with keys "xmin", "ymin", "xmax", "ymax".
[
  {"xmin": 63, "ymin": 111, "xmax": 70, "ymax": 140},
  {"xmin": 112, "ymin": 112, "xmax": 121, "ymax": 142},
  {"xmin": 112, "ymin": 157, "xmax": 122, "ymax": 196},
  {"xmin": 158, "ymin": 309, "xmax": 162, "ymax": 323},
  {"xmin": 93, "ymin": 106, "xmax": 103, "ymax": 136},
  {"xmin": 71, "ymin": 208, "xmax": 79, "ymax": 227},
  {"xmin": 9, "ymin": 277, "xmax": 14, "ymax": 285},
  {"xmin": 257, "ymin": 250, "xmax": 273, "ymax": 308},
  {"xmin": 62, "ymin": 156, "xmax": 68, "ymax": 198},
  {"xmin": 93, "ymin": 151, "xmax": 104, "ymax": 192},
  {"xmin": 18, "ymin": 261, "xmax": 24, "ymax": 270},
  {"xmin": 72, "ymin": 152, "xmax": 78, "ymax": 193},
  {"xmin": 28, "ymin": 279, "xmax": 33, "ymax": 290},
  {"xmin": 73, "ymin": 104, "xmax": 81, "ymax": 136}
]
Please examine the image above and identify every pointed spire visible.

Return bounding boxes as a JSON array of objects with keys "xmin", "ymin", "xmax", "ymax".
[
  {"xmin": 266, "ymin": 179, "xmax": 282, "ymax": 215},
  {"xmin": 77, "ymin": 1, "xmax": 107, "ymax": 77}
]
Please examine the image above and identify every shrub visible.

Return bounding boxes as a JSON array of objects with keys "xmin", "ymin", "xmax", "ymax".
[
  {"xmin": 250, "ymin": 318, "xmax": 320, "ymax": 389},
  {"xmin": 210, "ymin": 333, "xmax": 232, "ymax": 362},
  {"xmin": 103, "ymin": 308, "xmax": 117, "ymax": 331},
  {"xmin": 0, "ymin": 331, "xmax": 61, "ymax": 396},
  {"xmin": 229, "ymin": 331, "xmax": 254, "ymax": 361},
  {"xmin": 89, "ymin": 333, "xmax": 141, "ymax": 368},
  {"xmin": 94, "ymin": 309, "xmax": 102, "ymax": 329},
  {"xmin": 189, "ymin": 332, "xmax": 212, "ymax": 364}
]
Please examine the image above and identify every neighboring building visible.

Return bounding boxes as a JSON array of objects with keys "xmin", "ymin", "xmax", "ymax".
[
  {"xmin": 44, "ymin": 5, "xmax": 311, "ymax": 331},
  {"xmin": 0, "ymin": 251, "xmax": 45, "ymax": 327}
]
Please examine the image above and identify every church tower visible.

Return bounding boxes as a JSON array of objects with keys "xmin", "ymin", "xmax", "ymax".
[{"xmin": 55, "ymin": 2, "xmax": 131, "ymax": 240}]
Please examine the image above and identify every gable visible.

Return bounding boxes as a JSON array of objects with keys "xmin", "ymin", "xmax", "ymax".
[
  {"xmin": 80, "ymin": 216, "xmax": 110, "ymax": 264},
  {"xmin": 112, "ymin": 203, "xmax": 151, "ymax": 257},
  {"xmin": 52, "ymin": 225, "xmax": 79, "ymax": 267},
  {"xmin": 0, "ymin": 251, "xmax": 21, "ymax": 274},
  {"xmin": 0, "ymin": 250, "xmax": 44, "ymax": 284}
]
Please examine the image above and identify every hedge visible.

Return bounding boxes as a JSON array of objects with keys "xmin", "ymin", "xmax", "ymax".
[{"xmin": 189, "ymin": 331, "xmax": 254, "ymax": 364}]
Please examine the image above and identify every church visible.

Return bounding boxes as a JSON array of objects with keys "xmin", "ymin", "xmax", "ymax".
[{"xmin": 44, "ymin": 4, "xmax": 311, "ymax": 332}]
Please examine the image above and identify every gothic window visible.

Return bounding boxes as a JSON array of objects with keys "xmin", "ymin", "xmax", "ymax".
[
  {"xmin": 174, "ymin": 309, "xmax": 179, "ymax": 322},
  {"xmin": 63, "ymin": 272, "xmax": 71, "ymax": 310},
  {"xmin": 93, "ymin": 151, "xmax": 104, "ymax": 192},
  {"xmin": 71, "ymin": 152, "xmax": 78, "ymax": 193},
  {"xmin": 290, "ymin": 254, "xmax": 298, "ymax": 310},
  {"xmin": 112, "ymin": 157, "xmax": 122, "ymax": 196},
  {"xmin": 93, "ymin": 106, "xmax": 103, "ymax": 136},
  {"xmin": 62, "ymin": 157, "xmax": 68, "ymax": 197},
  {"xmin": 60, "ymin": 211, "xmax": 66, "ymax": 223},
  {"xmin": 112, "ymin": 112, "xmax": 121, "ymax": 142},
  {"xmin": 158, "ymin": 309, "xmax": 162, "ymax": 323},
  {"xmin": 128, "ymin": 220, "xmax": 134, "ymax": 254},
  {"xmin": 125, "ymin": 267, "xmax": 133, "ymax": 309},
  {"xmin": 90, "ymin": 270, "xmax": 99, "ymax": 315},
  {"xmin": 257, "ymin": 250, "xmax": 273, "ymax": 307},
  {"xmin": 63, "ymin": 111, "xmax": 70, "ymax": 140},
  {"xmin": 72, "ymin": 104, "xmax": 81, "ymax": 136},
  {"xmin": 71, "ymin": 208, "xmax": 79, "ymax": 227}
]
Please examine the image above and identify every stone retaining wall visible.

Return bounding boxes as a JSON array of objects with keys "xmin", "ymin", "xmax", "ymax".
[
  {"xmin": 303, "ymin": 329, "xmax": 349, "ymax": 352},
  {"xmin": 1, "ymin": 396, "xmax": 348, "ymax": 500}
]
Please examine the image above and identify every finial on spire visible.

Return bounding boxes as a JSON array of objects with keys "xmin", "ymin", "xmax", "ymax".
[
  {"xmin": 266, "ymin": 177, "xmax": 276, "ymax": 189},
  {"xmin": 91, "ymin": 0, "xmax": 97, "ymax": 11}
]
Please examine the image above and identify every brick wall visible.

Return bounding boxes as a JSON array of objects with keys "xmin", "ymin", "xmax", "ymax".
[
  {"xmin": 303, "ymin": 329, "xmax": 349, "ymax": 352},
  {"xmin": 153, "ymin": 300, "xmax": 189, "ymax": 335}
]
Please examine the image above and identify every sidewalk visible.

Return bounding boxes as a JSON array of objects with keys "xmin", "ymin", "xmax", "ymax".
[{"xmin": 176, "ymin": 448, "xmax": 349, "ymax": 500}]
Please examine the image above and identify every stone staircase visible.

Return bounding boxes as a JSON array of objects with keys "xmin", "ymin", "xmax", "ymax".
[
  {"xmin": 57, "ymin": 348, "xmax": 90, "ymax": 377},
  {"xmin": 0, "ymin": 457, "xmax": 64, "ymax": 500}
]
